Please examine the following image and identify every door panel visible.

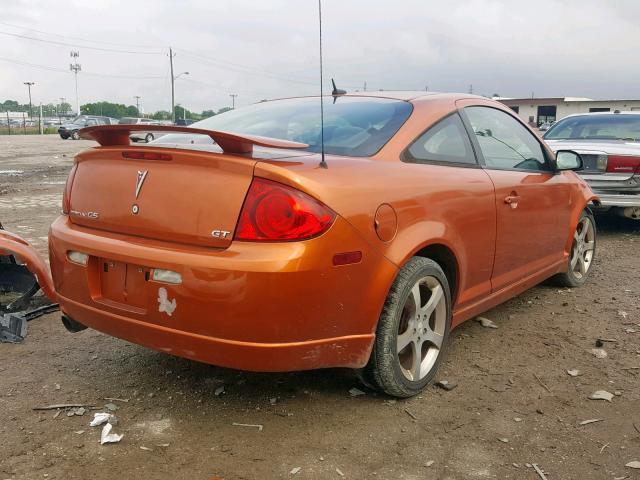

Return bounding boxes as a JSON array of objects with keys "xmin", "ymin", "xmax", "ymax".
[
  {"xmin": 485, "ymin": 170, "xmax": 570, "ymax": 291},
  {"xmin": 459, "ymin": 104, "xmax": 572, "ymax": 292}
]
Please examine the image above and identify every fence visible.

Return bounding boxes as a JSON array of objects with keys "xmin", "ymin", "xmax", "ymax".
[{"xmin": 0, "ymin": 110, "xmax": 65, "ymax": 135}]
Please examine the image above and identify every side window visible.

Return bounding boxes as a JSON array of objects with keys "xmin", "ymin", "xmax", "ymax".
[
  {"xmin": 465, "ymin": 106, "xmax": 549, "ymax": 171},
  {"xmin": 404, "ymin": 114, "xmax": 476, "ymax": 165},
  {"xmin": 86, "ymin": 119, "xmax": 98, "ymax": 126}
]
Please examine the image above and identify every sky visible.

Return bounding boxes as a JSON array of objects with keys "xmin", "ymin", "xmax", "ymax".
[{"xmin": 1, "ymin": 0, "xmax": 639, "ymax": 114}]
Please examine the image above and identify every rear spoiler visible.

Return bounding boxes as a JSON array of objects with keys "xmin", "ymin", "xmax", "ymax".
[{"xmin": 79, "ymin": 124, "xmax": 308, "ymax": 155}]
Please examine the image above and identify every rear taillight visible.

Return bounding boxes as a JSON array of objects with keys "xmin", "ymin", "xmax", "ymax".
[
  {"xmin": 235, "ymin": 178, "xmax": 335, "ymax": 241},
  {"xmin": 62, "ymin": 163, "xmax": 78, "ymax": 214},
  {"xmin": 606, "ymin": 155, "xmax": 640, "ymax": 173}
]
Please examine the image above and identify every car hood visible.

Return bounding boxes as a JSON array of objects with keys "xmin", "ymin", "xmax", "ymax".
[{"xmin": 545, "ymin": 139, "xmax": 640, "ymax": 155}]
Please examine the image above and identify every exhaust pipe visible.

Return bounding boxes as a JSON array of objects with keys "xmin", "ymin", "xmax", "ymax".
[{"xmin": 61, "ymin": 314, "xmax": 87, "ymax": 333}]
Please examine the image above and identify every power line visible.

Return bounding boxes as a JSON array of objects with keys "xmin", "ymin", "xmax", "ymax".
[
  {"xmin": 0, "ymin": 56, "xmax": 165, "ymax": 79},
  {"xmin": 0, "ymin": 21, "xmax": 167, "ymax": 50},
  {"xmin": 175, "ymin": 49, "xmax": 320, "ymax": 85},
  {"xmin": 0, "ymin": 30, "xmax": 165, "ymax": 54}
]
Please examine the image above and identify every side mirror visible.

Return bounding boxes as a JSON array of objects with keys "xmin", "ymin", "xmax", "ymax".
[{"xmin": 555, "ymin": 150, "xmax": 583, "ymax": 171}]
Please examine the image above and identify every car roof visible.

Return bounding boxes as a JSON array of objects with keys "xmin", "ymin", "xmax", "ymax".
[
  {"xmin": 267, "ymin": 91, "xmax": 485, "ymax": 104},
  {"xmin": 559, "ymin": 111, "xmax": 640, "ymax": 119}
]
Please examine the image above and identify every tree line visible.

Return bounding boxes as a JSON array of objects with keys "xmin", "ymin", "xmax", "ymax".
[{"xmin": 1, "ymin": 99, "xmax": 232, "ymax": 120}]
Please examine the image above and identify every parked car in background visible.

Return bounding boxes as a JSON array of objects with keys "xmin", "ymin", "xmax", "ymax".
[
  {"xmin": 58, "ymin": 116, "xmax": 117, "ymax": 139},
  {"xmin": 45, "ymin": 92, "xmax": 597, "ymax": 398},
  {"xmin": 539, "ymin": 121, "xmax": 554, "ymax": 131},
  {"xmin": 544, "ymin": 112, "xmax": 640, "ymax": 220},
  {"xmin": 175, "ymin": 118, "xmax": 195, "ymax": 126},
  {"xmin": 118, "ymin": 117, "xmax": 162, "ymax": 143}
]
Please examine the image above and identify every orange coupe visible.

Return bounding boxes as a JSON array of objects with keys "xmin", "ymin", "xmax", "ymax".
[{"xmin": 18, "ymin": 92, "xmax": 598, "ymax": 397}]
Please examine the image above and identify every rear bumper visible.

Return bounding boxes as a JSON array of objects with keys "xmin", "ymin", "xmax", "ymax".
[
  {"xmin": 59, "ymin": 294, "xmax": 374, "ymax": 371},
  {"xmin": 48, "ymin": 215, "xmax": 397, "ymax": 371}
]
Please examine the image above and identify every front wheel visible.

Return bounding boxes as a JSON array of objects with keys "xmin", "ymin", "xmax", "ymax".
[
  {"xmin": 554, "ymin": 210, "xmax": 596, "ymax": 287},
  {"xmin": 365, "ymin": 257, "xmax": 452, "ymax": 398}
]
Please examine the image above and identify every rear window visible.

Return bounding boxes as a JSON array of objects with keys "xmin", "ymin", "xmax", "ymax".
[
  {"xmin": 544, "ymin": 114, "xmax": 640, "ymax": 141},
  {"xmin": 119, "ymin": 117, "xmax": 138, "ymax": 125},
  {"xmin": 188, "ymin": 96, "xmax": 413, "ymax": 157}
]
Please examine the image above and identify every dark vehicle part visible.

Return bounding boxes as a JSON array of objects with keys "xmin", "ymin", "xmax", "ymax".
[
  {"xmin": 0, "ymin": 303, "xmax": 60, "ymax": 343},
  {"xmin": 61, "ymin": 314, "xmax": 87, "ymax": 333},
  {"xmin": 0, "ymin": 223, "xmax": 58, "ymax": 342}
]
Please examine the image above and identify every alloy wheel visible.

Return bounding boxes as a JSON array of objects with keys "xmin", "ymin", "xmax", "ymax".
[
  {"xmin": 570, "ymin": 216, "xmax": 595, "ymax": 279},
  {"xmin": 396, "ymin": 275, "xmax": 446, "ymax": 382}
]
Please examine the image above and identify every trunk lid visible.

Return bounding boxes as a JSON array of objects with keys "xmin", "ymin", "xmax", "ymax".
[{"xmin": 68, "ymin": 146, "xmax": 260, "ymax": 248}]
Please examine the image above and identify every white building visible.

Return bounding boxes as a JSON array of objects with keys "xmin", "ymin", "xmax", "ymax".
[{"xmin": 496, "ymin": 97, "xmax": 640, "ymax": 127}]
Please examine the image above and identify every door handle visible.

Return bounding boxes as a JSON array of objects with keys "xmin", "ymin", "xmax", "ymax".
[{"xmin": 504, "ymin": 194, "xmax": 521, "ymax": 208}]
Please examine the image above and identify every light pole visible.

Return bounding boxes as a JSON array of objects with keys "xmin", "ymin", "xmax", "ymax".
[
  {"xmin": 229, "ymin": 93, "xmax": 237, "ymax": 109},
  {"xmin": 168, "ymin": 47, "xmax": 189, "ymax": 124},
  {"xmin": 59, "ymin": 97, "xmax": 66, "ymax": 124},
  {"xmin": 70, "ymin": 51, "xmax": 81, "ymax": 115},
  {"xmin": 134, "ymin": 96, "xmax": 141, "ymax": 117},
  {"xmin": 23, "ymin": 82, "xmax": 35, "ymax": 119},
  {"xmin": 171, "ymin": 71, "xmax": 189, "ymax": 123}
]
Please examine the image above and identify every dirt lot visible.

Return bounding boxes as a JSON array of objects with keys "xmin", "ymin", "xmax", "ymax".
[{"xmin": 1, "ymin": 135, "xmax": 639, "ymax": 480}]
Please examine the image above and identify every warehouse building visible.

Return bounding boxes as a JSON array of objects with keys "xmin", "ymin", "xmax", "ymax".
[{"xmin": 496, "ymin": 97, "xmax": 640, "ymax": 127}]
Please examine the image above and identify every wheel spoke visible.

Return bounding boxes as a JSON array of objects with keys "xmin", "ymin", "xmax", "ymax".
[
  {"xmin": 410, "ymin": 283, "xmax": 421, "ymax": 311},
  {"xmin": 410, "ymin": 342, "xmax": 422, "ymax": 381},
  {"xmin": 578, "ymin": 220, "xmax": 589, "ymax": 241},
  {"xmin": 570, "ymin": 250, "xmax": 579, "ymax": 270},
  {"xmin": 397, "ymin": 329, "xmax": 414, "ymax": 352},
  {"xmin": 421, "ymin": 284, "xmax": 443, "ymax": 318},
  {"xmin": 578, "ymin": 256, "xmax": 587, "ymax": 275},
  {"xmin": 584, "ymin": 240, "xmax": 595, "ymax": 252},
  {"xmin": 423, "ymin": 326, "xmax": 443, "ymax": 348}
]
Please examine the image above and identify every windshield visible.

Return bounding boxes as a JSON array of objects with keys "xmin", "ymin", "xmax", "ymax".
[
  {"xmin": 187, "ymin": 96, "xmax": 413, "ymax": 157},
  {"xmin": 119, "ymin": 117, "xmax": 138, "ymax": 124},
  {"xmin": 544, "ymin": 114, "xmax": 640, "ymax": 141}
]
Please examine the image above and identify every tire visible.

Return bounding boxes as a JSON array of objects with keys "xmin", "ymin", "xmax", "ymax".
[
  {"xmin": 145, "ymin": 133, "xmax": 154, "ymax": 143},
  {"xmin": 59, "ymin": 134, "xmax": 69, "ymax": 139},
  {"xmin": 365, "ymin": 257, "xmax": 452, "ymax": 398},
  {"xmin": 553, "ymin": 209, "xmax": 596, "ymax": 287},
  {"xmin": 71, "ymin": 130, "xmax": 80, "ymax": 140}
]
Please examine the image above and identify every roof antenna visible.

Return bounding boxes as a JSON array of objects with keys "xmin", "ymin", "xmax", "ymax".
[
  {"xmin": 331, "ymin": 78, "xmax": 346, "ymax": 96},
  {"xmin": 318, "ymin": 0, "xmax": 328, "ymax": 169}
]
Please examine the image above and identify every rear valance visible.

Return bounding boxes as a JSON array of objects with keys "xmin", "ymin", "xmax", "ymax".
[{"xmin": 79, "ymin": 124, "xmax": 308, "ymax": 154}]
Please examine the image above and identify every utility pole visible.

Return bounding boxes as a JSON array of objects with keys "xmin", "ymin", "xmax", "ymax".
[
  {"xmin": 168, "ymin": 48, "xmax": 189, "ymax": 123},
  {"xmin": 229, "ymin": 94, "xmax": 237, "ymax": 109},
  {"xmin": 134, "ymin": 95, "xmax": 141, "ymax": 117},
  {"xmin": 59, "ymin": 97, "xmax": 65, "ymax": 124},
  {"xmin": 468, "ymin": 84, "xmax": 473, "ymax": 94},
  {"xmin": 70, "ymin": 51, "xmax": 81, "ymax": 115},
  {"xmin": 363, "ymin": 81, "xmax": 367, "ymax": 92},
  {"xmin": 169, "ymin": 47, "xmax": 175, "ymax": 122},
  {"xmin": 23, "ymin": 82, "xmax": 35, "ymax": 118}
]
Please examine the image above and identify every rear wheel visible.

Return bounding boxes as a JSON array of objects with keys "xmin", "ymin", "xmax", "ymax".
[
  {"xmin": 554, "ymin": 210, "xmax": 596, "ymax": 287},
  {"xmin": 71, "ymin": 130, "xmax": 80, "ymax": 140},
  {"xmin": 365, "ymin": 257, "xmax": 451, "ymax": 398},
  {"xmin": 59, "ymin": 133, "xmax": 69, "ymax": 139}
]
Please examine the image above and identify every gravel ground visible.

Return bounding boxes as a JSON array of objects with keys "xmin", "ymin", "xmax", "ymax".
[{"xmin": 1, "ymin": 135, "xmax": 639, "ymax": 480}]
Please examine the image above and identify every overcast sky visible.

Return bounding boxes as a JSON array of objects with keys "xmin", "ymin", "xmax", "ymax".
[{"xmin": 1, "ymin": 0, "xmax": 639, "ymax": 114}]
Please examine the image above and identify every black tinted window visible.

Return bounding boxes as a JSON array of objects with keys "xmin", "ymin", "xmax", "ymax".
[
  {"xmin": 405, "ymin": 114, "xmax": 476, "ymax": 165},
  {"xmin": 465, "ymin": 107, "xmax": 548, "ymax": 171},
  {"xmin": 189, "ymin": 97, "xmax": 413, "ymax": 157},
  {"xmin": 544, "ymin": 114, "xmax": 640, "ymax": 141}
]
